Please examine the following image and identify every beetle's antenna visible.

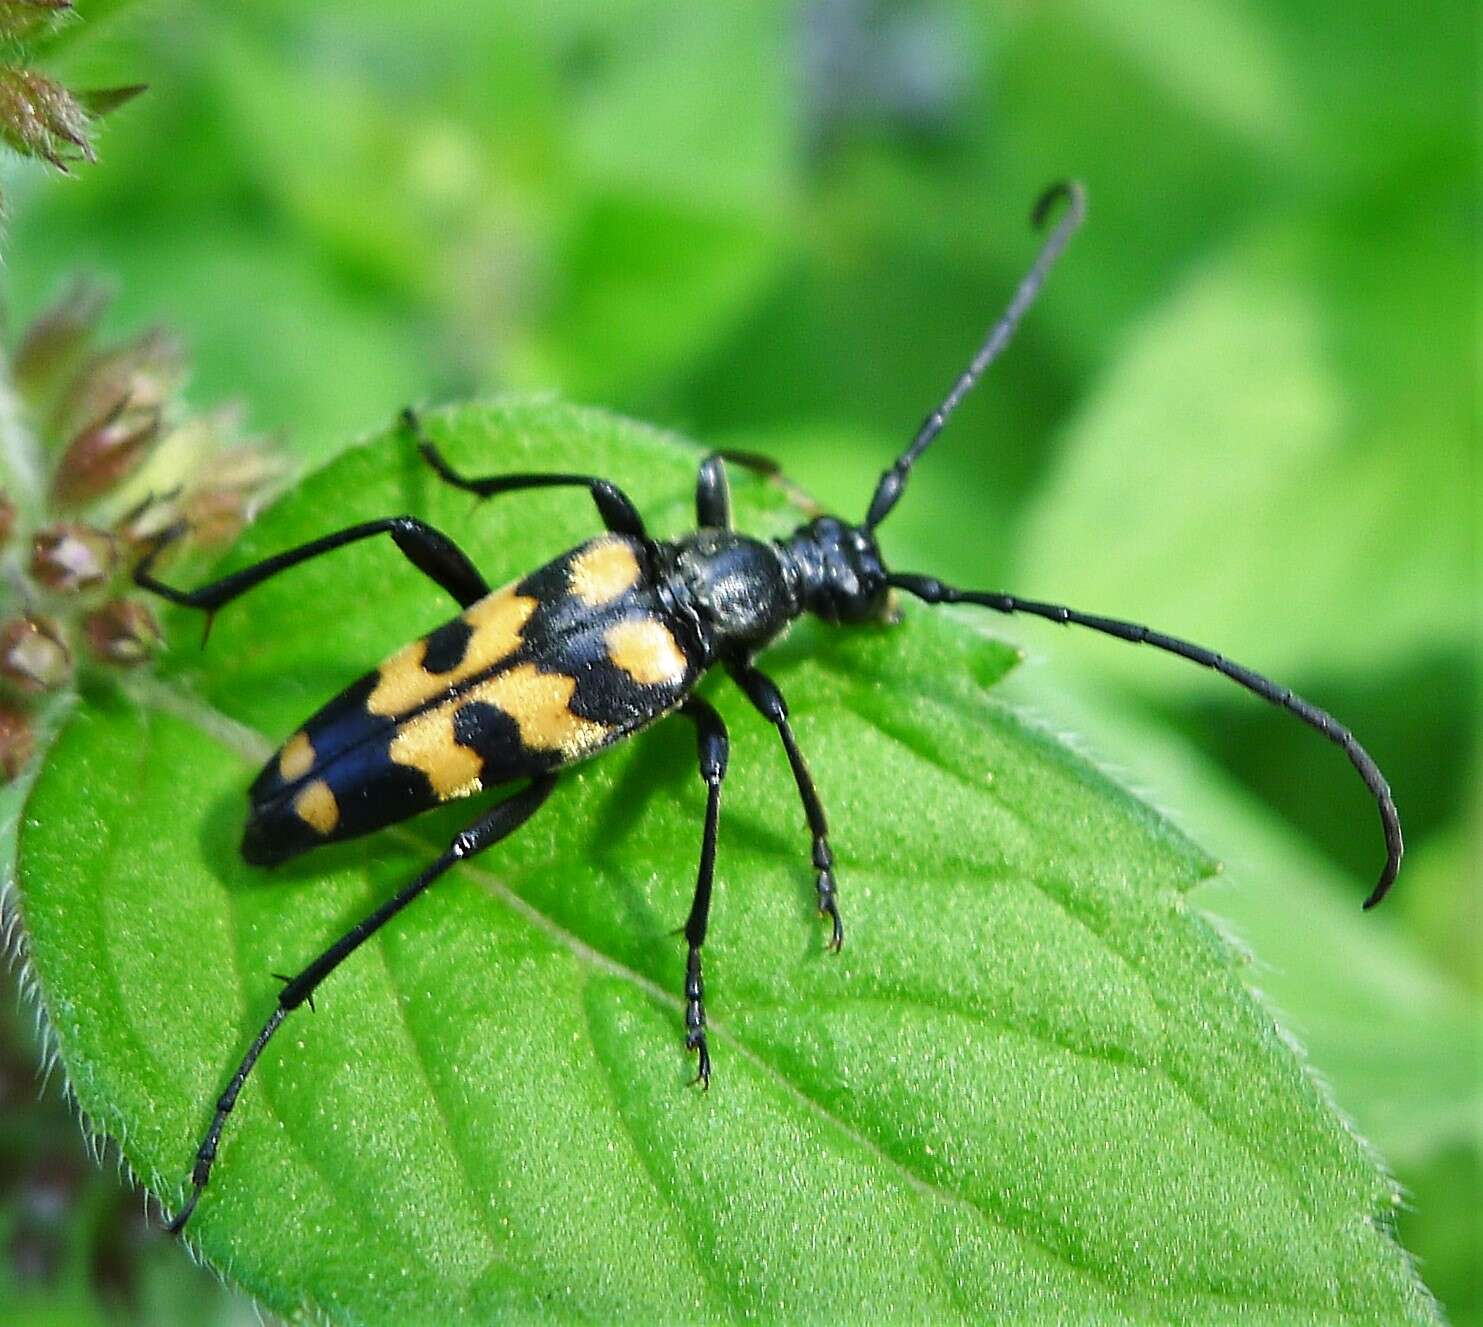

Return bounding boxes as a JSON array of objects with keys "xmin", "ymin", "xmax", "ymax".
[
  {"xmin": 863, "ymin": 180, "xmax": 1087, "ymax": 533},
  {"xmin": 887, "ymin": 571, "xmax": 1403, "ymax": 908}
]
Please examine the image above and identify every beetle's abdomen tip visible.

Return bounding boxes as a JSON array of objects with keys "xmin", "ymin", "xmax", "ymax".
[
  {"xmin": 241, "ymin": 789, "xmax": 332, "ymax": 867},
  {"xmin": 240, "ymin": 814, "xmax": 295, "ymax": 867}
]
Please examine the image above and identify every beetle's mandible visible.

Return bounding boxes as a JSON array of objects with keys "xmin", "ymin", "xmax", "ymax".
[{"xmin": 134, "ymin": 181, "xmax": 1403, "ymax": 1233}]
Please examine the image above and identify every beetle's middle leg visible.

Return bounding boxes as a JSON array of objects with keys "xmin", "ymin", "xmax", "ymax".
[
  {"xmin": 676, "ymin": 697, "xmax": 729, "ymax": 1087},
  {"xmin": 726, "ymin": 660, "xmax": 843, "ymax": 951}
]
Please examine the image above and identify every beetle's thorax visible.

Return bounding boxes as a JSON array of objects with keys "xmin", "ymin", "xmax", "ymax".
[
  {"xmin": 665, "ymin": 529, "xmax": 802, "ymax": 655},
  {"xmin": 661, "ymin": 517, "xmax": 889, "ymax": 657}
]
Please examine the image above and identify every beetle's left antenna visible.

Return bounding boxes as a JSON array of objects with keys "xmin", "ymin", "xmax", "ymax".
[
  {"xmin": 863, "ymin": 180, "xmax": 1087, "ymax": 533},
  {"xmin": 887, "ymin": 570, "xmax": 1404, "ymax": 908}
]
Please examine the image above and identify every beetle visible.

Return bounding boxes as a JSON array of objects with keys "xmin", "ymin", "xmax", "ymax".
[{"xmin": 134, "ymin": 181, "xmax": 1402, "ymax": 1233}]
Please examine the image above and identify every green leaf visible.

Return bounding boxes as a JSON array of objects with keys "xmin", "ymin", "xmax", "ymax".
[
  {"xmin": 1068, "ymin": 0, "xmax": 1302, "ymax": 155},
  {"xmin": 993, "ymin": 664, "xmax": 1482, "ymax": 1171},
  {"xmin": 16, "ymin": 401, "xmax": 1434, "ymax": 1322},
  {"xmin": 1016, "ymin": 211, "xmax": 1471, "ymax": 692}
]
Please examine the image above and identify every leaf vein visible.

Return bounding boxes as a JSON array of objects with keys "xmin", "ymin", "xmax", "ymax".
[
  {"xmin": 372, "ymin": 933, "xmax": 503, "ymax": 1275},
  {"xmin": 576, "ymin": 971, "xmax": 740, "ymax": 1320}
]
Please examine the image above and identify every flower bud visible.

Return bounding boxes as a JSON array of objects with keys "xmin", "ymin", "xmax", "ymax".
[
  {"xmin": 111, "ymin": 490, "xmax": 180, "ymax": 551},
  {"xmin": 0, "ymin": 68, "xmax": 90, "ymax": 170},
  {"xmin": 0, "ymin": 616, "xmax": 69, "ymax": 692},
  {"xmin": 178, "ymin": 486, "xmax": 248, "ymax": 547},
  {"xmin": 51, "ymin": 399, "xmax": 163, "ymax": 506},
  {"xmin": 181, "ymin": 439, "xmax": 287, "ymax": 542},
  {"xmin": 13, "ymin": 277, "xmax": 110, "ymax": 405},
  {"xmin": 29, "ymin": 522, "xmax": 115, "ymax": 592},
  {"xmin": 195, "ymin": 439, "xmax": 286, "ymax": 493},
  {"xmin": 0, "ymin": 701, "xmax": 34, "ymax": 780},
  {"xmin": 83, "ymin": 598, "xmax": 160, "ymax": 666},
  {"xmin": 52, "ymin": 328, "xmax": 182, "ymax": 448}
]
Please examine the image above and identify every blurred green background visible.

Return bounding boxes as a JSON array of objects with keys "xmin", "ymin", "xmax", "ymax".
[{"xmin": 0, "ymin": 1, "xmax": 1474, "ymax": 1323}]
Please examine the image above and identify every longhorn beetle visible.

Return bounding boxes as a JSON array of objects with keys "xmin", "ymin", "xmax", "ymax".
[{"xmin": 135, "ymin": 181, "xmax": 1403, "ymax": 1233}]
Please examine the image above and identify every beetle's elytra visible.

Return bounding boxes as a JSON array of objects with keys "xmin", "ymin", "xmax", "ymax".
[
  {"xmin": 134, "ymin": 182, "xmax": 1402, "ymax": 1233},
  {"xmin": 240, "ymin": 532, "xmax": 702, "ymax": 867}
]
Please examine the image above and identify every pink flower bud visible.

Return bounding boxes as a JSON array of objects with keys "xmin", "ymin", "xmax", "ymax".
[
  {"xmin": 52, "ymin": 328, "xmax": 182, "ymax": 447},
  {"xmin": 29, "ymin": 522, "xmax": 115, "ymax": 592},
  {"xmin": 179, "ymin": 486, "xmax": 250, "ymax": 547},
  {"xmin": 51, "ymin": 399, "xmax": 163, "ymax": 506},
  {"xmin": 13, "ymin": 277, "xmax": 110, "ymax": 404}
]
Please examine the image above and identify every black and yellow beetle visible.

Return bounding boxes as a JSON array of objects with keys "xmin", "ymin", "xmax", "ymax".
[{"xmin": 134, "ymin": 182, "xmax": 1403, "ymax": 1233}]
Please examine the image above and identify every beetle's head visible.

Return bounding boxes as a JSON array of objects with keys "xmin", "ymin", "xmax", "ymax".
[{"xmin": 781, "ymin": 517, "xmax": 891, "ymax": 625}]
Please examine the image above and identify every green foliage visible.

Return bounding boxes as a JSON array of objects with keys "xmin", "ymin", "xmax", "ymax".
[
  {"xmin": 1019, "ymin": 212, "xmax": 1470, "ymax": 688},
  {"xmin": 1, "ymin": 0, "xmax": 1473, "ymax": 1319},
  {"xmin": 16, "ymin": 403, "xmax": 1435, "ymax": 1322}
]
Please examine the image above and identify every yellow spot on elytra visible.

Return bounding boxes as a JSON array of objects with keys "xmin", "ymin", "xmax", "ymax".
[
  {"xmin": 278, "ymin": 731, "xmax": 315, "ymax": 782},
  {"xmin": 388, "ymin": 707, "xmax": 485, "ymax": 800},
  {"xmin": 567, "ymin": 537, "xmax": 640, "ymax": 606},
  {"xmin": 605, "ymin": 617, "xmax": 688, "ymax": 686},
  {"xmin": 367, "ymin": 587, "xmax": 536, "ymax": 717},
  {"xmin": 471, "ymin": 663, "xmax": 609, "ymax": 759},
  {"xmin": 294, "ymin": 779, "xmax": 339, "ymax": 834}
]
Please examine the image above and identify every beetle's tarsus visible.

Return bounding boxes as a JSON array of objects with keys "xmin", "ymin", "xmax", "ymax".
[
  {"xmin": 689, "ymin": 1033, "xmax": 712, "ymax": 1090},
  {"xmin": 164, "ymin": 1187, "xmax": 201, "ymax": 1235}
]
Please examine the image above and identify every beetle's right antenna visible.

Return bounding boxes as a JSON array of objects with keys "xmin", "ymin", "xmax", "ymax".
[{"xmin": 863, "ymin": 180, "xmax": 1087, "ymax": 533}]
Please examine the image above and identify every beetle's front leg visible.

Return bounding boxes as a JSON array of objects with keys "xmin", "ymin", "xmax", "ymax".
[{"xmin": 726, "ymin": 660, "xmax": 843, "ymax": 951}]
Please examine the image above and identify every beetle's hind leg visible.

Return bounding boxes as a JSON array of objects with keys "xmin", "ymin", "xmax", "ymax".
[
  {"xmin": 726, "ymin": 661, "xmax": 843, "ymax": 951},
  {"xmin": 134, "ymin": 514, "xmax": 491, "ymax": 643},
  {"xmin": 163, "ymin": 776, "xmax": 557, "ymax": 1234},
  {"xmin": 403, "ymin": 407, "xmax": 648, "ymax": 540},
  {"xmin": 676, "ymin": 697, "xmax": 729, "ymax": 1087}
]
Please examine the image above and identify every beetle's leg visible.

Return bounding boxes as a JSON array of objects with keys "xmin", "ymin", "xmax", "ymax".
[
  {"xmin": 695, "ymin": 455, "xmax": 733, "ymax": 530},
  {"xmin": 675, "ymin": 697, "xmax": 729, "ymax": 1087},
  {"xmin": 404, "ymin": 408, "xmax": 647, "ymax": 539},
  {"xmin": 163, "ymin": 776, "xmax": 557, "ymax": 1235},
  {"xmin": 134, "ymin": 515, "xmax": 491, "ymax": 645},
  {"xmin": 695, "ymin": 449, "xmax": 785, "ymax": 530},
  {"xmin": 726, "ymin": 660, "xmax": 843, "ymax": 951}
]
